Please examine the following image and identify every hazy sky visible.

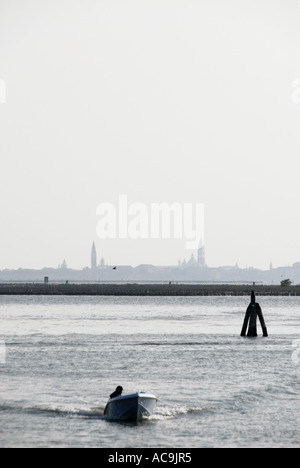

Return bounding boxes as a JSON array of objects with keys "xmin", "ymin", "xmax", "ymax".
[{"xmin": 1, "ymin": 0, "xmax": 300, "ymax": 270}]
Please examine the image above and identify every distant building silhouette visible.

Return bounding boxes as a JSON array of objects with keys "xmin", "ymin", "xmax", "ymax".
[
  {"xmin": 188, "ymin": 253, "xmax": 196, "ymax": 265},
  {"xmin": 197, "ymin": 239, "xmax": 206, "ymax": 267},
  {"xmin": 60, "ymin": 259, "xmax": 67, "ymax": 269},
  {"xmin": 91, "ymin": 242, "xmax": 97, "ymax": 270},
  {"xmin": 178, "ymin": 239, "xmax": 206, "ymax": 269}
]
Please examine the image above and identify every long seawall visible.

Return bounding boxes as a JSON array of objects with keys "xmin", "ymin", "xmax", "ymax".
[{"xmin": 0, "ymin": 283, "xmax": 299, "ymax": 296}]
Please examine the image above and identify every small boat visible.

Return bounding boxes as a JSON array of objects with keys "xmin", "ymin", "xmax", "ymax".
[{"xmin": 104, "ymin": 392, "xmax": 157, "ymax": 422}]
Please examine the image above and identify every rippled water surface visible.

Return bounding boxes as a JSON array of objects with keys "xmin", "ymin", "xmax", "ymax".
[{"xmin": 0, "ymin": 295, "xmax": 299, "ymax": 447}]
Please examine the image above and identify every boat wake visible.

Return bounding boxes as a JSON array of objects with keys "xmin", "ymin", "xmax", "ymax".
[
  {"xmin": 0, "ymin": 402, "xmax": 107, "ymax": 419},
  {"xmin": 150, "ymin": 404, "xmax": 216, "ymax": 421},
  {"xmin": 0, "ymin": 401, "xmax": 215, "ymax": 422}
]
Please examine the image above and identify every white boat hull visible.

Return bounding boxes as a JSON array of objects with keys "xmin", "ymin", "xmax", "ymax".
[{"xmin": 104, "ymin": 392, "xmax": 157, "ymax": 422}]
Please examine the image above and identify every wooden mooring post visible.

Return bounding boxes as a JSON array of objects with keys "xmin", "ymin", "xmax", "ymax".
[{"xmin": 241, "ymin": 291, "xmax": 268, "ymax": 337}]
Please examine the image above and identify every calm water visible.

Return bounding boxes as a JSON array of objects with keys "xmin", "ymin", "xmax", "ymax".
[{"xmin": 0, "ymin": 294, "xmax": 299, "ymax": 448}]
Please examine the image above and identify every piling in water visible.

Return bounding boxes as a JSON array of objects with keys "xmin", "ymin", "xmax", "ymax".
[{"xmin": 241, "ymin": 291, "xmax": 268, "ymax": 337}]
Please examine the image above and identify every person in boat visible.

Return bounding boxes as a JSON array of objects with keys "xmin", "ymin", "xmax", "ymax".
[{"xmin": 110, "ymin": 386, "xmax": 123, "ymax": 399}]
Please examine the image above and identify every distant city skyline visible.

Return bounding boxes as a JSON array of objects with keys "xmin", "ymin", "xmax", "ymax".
[
  {"xmin": 1, "ymin": 240, "xmax": 298, "ymax": 273},
  {"xmin": 1, "ymin": 239, "xmax": 300, "ymax": 285},
  {"xmin": 0, "ymin": 233, "xmax": 299, "ymax": 272}
]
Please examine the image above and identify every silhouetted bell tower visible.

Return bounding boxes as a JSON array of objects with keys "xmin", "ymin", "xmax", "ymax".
[
  {"xmin": 197, "ymin": 238, "xmax": 206, "ymax": 267},
  {"xmin": 91, "ymin": 242, "xmax": 97, "ymax": 270}
]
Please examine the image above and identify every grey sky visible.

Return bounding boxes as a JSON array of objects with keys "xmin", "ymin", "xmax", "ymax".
[{"xmin": 1, "ymin": 0, "xmax": 300, "ymax": 270}]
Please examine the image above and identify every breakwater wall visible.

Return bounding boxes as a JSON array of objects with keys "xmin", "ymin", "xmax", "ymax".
[{"xmin": 0, "ymin": 283, "xmax": 299, "ymax": 296}]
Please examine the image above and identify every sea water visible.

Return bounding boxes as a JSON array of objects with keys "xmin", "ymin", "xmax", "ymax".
[{"xmin": 0, "ymin": 294, "xmax": 299, "ymax": 448}]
